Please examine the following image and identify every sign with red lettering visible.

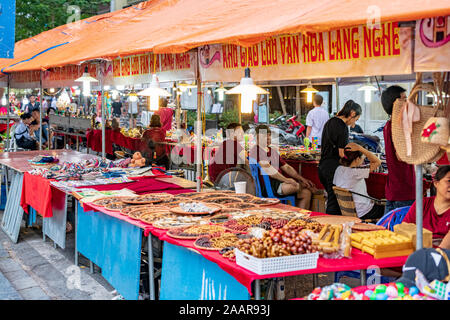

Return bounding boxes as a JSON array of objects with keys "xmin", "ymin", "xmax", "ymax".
[
  {"xmin": 200, "ymin": 22, "xmax": 412, "ymax": 82},
  {"xmin": 414, "ymin": 16, "xmax": 450, "ymax": 72},
  {"xmin": 112, "ymin": 52, "xmax": 196, "ymax": 85}
]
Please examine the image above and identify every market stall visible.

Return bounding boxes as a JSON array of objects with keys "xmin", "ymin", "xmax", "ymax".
[
  {"xmin": 0, "ymin": 1, "xmax": 448, "ymax": 303},
  {"xmin": 72, "ymin": 191, "xmax": 414, "ymax": 300}
]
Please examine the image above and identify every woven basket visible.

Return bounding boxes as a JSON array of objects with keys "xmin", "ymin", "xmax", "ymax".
[{"xmin": 392, "ymin": 82, "xmax": 445, "ymax": 165}]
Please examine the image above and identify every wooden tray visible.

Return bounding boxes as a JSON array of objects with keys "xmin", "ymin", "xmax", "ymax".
[
  {"xmin": 351, "ymin": 223, "xmax": 386, "ymax": 232},
  {"xmin": 166, "ymin": 226, "xmax": 226, "ymax": 239},
  {"xmin": 169, "ymin": 203, "xmax": 222, "ymax": 215},
  {"xmin": 251, "ymin": 198, "xmax": 281, "ymax": 206},
  {"xmin": 310, "ymin": 215, "xmax": 361, "ymax": 225},
  {"xmin": 122, "ymin": 196, "xmax": 163, "ymax": 205},
  {"xmin": 91, "ymin": 196, "xmax": 131, "ymax": 207}
]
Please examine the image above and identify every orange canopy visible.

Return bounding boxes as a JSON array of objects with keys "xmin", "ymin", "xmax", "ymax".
[{"xmin": 1, "ymin": 0, "xmax": 450, "ymax": 73}]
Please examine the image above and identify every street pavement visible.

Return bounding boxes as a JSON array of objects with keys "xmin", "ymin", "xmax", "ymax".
[{"xmin": 0, "ymin": 212, "xmax": 117, "ymax": 300}]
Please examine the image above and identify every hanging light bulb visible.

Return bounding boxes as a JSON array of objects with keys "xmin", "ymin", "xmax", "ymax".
[
  {"xmin": 138, "ymin": 74, "xmax": 171, "ymax": 111},
  {"xmin": 357, "ymin": 78, "xmax": 378, "ymax": 103},
  {"xmin": 215, "ymin": 83, "xmax": 227, "ymax": 101},
  {"xmin": 49, "ymin": 88, "xmax": 55, "ymax": 94},
  {"xmin": 301, "ymin": 81, "xmax": 319, "ymax": 104},
  {"xmin": 226, "ymin": 68, "xmax": 269, "ymax": 114},
  {"xmin": 75, "ymin": 66, "xmax": 98, "ymax": 96}
]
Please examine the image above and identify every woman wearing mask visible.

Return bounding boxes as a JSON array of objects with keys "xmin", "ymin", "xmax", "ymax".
[{"xmin": 318, "ymin": 100, "xmax": 362, "ymax": 215}]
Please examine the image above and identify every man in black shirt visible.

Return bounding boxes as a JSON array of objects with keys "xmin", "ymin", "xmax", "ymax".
[
  {"xmin": 319, "ymin": 100, "xmax": 362, "ymax": 215},
  {"xmin": 112, "ymin": 97, "xmax": 122, "ymax": 118}
]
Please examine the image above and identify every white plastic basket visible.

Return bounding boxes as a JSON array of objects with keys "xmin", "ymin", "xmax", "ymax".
[{"xmin": 234, "ymin": 248, "xmax": 319, "ymax": 275}]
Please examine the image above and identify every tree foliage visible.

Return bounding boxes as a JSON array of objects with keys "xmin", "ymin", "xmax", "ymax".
[{"xmin": 15, "ymin": 0, "xmax": 111, "ymax": 42}]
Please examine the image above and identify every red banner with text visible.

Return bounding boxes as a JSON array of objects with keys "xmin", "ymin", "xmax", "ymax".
[
  {"xmin": 199, "ymin": 22, "xmax": 412, "ymax": 82},
  {"xmin": 112, "ymin": 52, "xmax": 197, "ymax": 85}
]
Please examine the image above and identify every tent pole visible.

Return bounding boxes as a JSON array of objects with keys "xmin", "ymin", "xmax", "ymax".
[
  {"xmin": 39, "ymin": 71, "xmax": 43, "ymax": 150},
  {"xmin": 176, "ymin": 81, "xmax": 181, "ymax": 130},
  {"xmin": 101, "ymin": 67, "xmax": 106, "ymax": 159},
  {"xmin": 415, "ymin": 164, "xmax": 423, "ymax": 250},
  {"xmin": 196, "ymin": 48, "xmax": 202, "ymax": 192},
  {"xmin": 6, "ymin": 75, "xmax": 10, "ymax": 151}
]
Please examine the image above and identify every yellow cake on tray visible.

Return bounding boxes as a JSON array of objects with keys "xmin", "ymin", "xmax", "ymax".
[{"xmin": 350, "ymin": 230, "xmax": 413, "ymax": 259}]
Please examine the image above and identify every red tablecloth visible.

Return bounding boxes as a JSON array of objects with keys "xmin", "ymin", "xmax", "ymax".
[
  {"xmin": 284, "ymin": 159, "xmax": 431, "ymax": 200},
  {"xmin": 20, "ymin": 173, "xmax": 65, "ymax": 218},
  {"xmin": 20, "ymin": 172, "xmax": 192, "ymax": 218},
  {"xmin": 86, "ymin": 129, "xmax": 113, "ymax": 155},
  {"xmin": 81, "ymin": 201, "xmax": 408, "ymax": 296},
  {"xmin": 110, "ymin": 130, "xmax": 142, "ymax": 151},
  {"xmin": 171, "ymin": 145, "xmax": 215, "ymax": 165}
]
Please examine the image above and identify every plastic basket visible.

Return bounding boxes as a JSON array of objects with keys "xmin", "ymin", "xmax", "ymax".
[{"xmin": 234, "ymin": 249, "xmax": 319, "ymax": 275}]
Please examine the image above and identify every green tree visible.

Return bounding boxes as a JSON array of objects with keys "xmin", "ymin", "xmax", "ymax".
[{"xmin": 15, "ymin": 0, "xmax": 111, "ymax": 42}]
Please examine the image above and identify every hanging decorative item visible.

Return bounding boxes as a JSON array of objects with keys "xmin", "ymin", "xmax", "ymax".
[
  {"xmin": 420, "ymin": 72, "xmax": 450, "ymax": 148},
  {"xmin": 226, "ymin": 68, "xmax": 269, "ymax": 114},
  {"xmin": 391, "ymin": 73, "xmax": 446, "ymax": 165}
]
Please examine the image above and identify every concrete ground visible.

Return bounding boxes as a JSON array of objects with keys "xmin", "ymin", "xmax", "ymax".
[{"xmin": 0, "ymin": 212, "xmax": 117, "ymax": 300}]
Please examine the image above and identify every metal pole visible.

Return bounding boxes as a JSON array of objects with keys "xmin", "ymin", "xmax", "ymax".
[
  {"xmin": 196, "ymin": 80, "xmax": 202, "ymax": 192},
  {"xmin": 6, "ymin": 75, "xmax": 10, "ymax": 151},
  {"xmin": 254, "ymin": 279, "xmax": 261, "ymax": 300},
  {"xmin": 101, "ymin": 68, "xmax": 106, "ymax": 159},
  {"xmin": 196, "ymin": 49, "xmax": 202, "ymax": 192},
  {"xmin": 148, "ymin": 234, "xmax": 155, "ymax": 300},
  {"xmin": 39, "ymin": 72, "xmax": 43, "ymax": 150},
  {"xmin": 415, "ymin": 164, "xmax": 423, "ymax": 250}
]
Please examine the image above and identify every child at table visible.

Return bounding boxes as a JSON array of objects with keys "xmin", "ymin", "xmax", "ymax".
[{"xmin": 332, "ymin": 142, "xmax": 384, "ymax": 220}]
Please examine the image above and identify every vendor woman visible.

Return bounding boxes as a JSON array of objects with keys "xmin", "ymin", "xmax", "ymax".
[
  {"xmin": 402, "ymin": 165, "xmax": 450, "ymax": 249},
  {"xmin": 318, "ymin": 100, "xmax": 362, "ymax": 215},
  {"xmin": 142, "ymin": 114, "xmax": 169, "ymax": 169},
  {"xmin": 15, "ymin": 112, "xmax": 38, "ymax": 150}
]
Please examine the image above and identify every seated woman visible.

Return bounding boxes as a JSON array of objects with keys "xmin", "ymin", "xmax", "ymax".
[
  {"xmin": 249, "ymin": 124, "xmax": 315, "ymax": 209},
  {"xmin": 15, "ymin": 113, "xmax": 38, "ymax": 150},
  {"xmin": 209, "ymin": 123, "xmax": 246, "ymax": 183},
  {"xmin": 332, "ymin": 142, "xmax": 384, "ymax": 220},
  {"xmin": 141, "ymin": 114, "xmax": 169, "ymax": 169},
  {"xmin": 402, "ymin": 165, "xmax": 450, "ymax": 249}
]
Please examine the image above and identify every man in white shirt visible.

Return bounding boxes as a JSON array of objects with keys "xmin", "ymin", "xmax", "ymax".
[{"xmin": 305, "ymin": 94, "xmax": 329, "ymax": 146}]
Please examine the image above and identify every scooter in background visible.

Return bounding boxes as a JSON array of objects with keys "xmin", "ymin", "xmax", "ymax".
[
  {"xmin": 349, "ymin": 125, "xmax": 384, "ymax": 153},
  {"xmin": 286, "ymin": 114, "xmax": 306, "ymax": 140}
]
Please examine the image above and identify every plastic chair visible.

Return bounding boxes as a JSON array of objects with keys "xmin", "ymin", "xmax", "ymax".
[
  {"xmin": 248, "ymin": 158, "xmax": 296, "ymax": 206},
  {"xmin": 333, "ymin": 186, "xmax": 386, "ymax": 223},
  {"xmin": 376, "ymin": 206, "xmax": 411, "ymax": 231}
]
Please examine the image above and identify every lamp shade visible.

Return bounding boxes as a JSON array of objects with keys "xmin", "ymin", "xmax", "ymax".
[
  {"xmin": 75, "ymin": 67, "xmax": 98, "ymax": 83},
  {"xmin": 138, "ymin": 74, "xmax": 172, "ymax": 97},
  {"xmin": 225, "ymin": 68, "xmax": 268, "ymax": 114},
  {"xmin": 358, "ymin": 82, "xmax": 378, "ymax": 103}
]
